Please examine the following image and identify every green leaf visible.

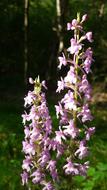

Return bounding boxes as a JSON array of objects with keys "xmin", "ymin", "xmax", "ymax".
[
  {"xmin": 96, "ymin": 162, "xmax": 107, "ymax": 171},
  {"xmin": 87, "ymin": 167, "xmax": 96, "ymax": 176}
]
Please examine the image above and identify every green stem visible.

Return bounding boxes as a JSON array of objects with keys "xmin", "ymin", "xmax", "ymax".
[{"xmin": 73, "ymin": 26, "xmax": 80, "ymax": 125}]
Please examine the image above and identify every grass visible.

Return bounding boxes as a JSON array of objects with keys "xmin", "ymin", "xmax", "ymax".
[{"xmin": 0, "ymin": 82, "xmax": 107, "ymax": 190}]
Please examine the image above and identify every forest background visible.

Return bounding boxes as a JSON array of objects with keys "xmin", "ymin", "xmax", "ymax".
[{"xmin": 0, "ymin": 0, "xmax": 107, "ymax": 190}]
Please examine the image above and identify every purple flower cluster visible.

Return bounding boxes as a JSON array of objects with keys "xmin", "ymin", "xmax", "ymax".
[
  {"xmin": 21, "ymin": 78, "xmax": 56, "ymax": 189},
  {"xmin": 55, "ymin": 13, "xmax": 95, "ymax": 177},
  {"xmin": 21, "ymin": 13, "xmax": 95, "ymax": 189}
]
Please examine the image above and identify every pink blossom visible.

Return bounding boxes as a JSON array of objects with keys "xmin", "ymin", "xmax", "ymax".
[
  {"xmin": 31, "ymin": 169, "xmax": 44, "ymax": 184},
  {"xmin": 64, "ymin": 66, "xmax": 77, "ymax": 84},
  {"xmin": 78, "ymin": 161, "xmax": 89, "ymax": 176},
  {"xmin": 24, "ymin": 126, "xmax": 30, "ymax": 139},
  {"xmin": 84, "ymin": 47, "xmax": 93, "ymax": 59},
  {"xmin": 67, "ymin": 19, "xmax": 82, "ymax": 31},
  {"xmin": 30, "ymin": 127, "xmax": 42, "ymax": 143},
  {"xmin": 83, "ymin": 57, "xmax": 92, "ymax": 73},
  {"xmin": 75, "ymin": 140, "xmax": 89, "ymax": 159},
  {"xmin": 78, "ymin": 104, "xmax": 93, "ymax": 123},
  {"xmin": 22, "ymin": 140, "xmax": 35, "ymax": 155},
  {"xmin": 85, "ymin": 127, "xmax": 95, "ymax": 140},
  {"xmin": 22, "ymin": 156, "xmax": 32, "ymax": 172},
  {"xmin": 82, "ymin": 48, "xmax": 93, "ymax": 73},
  {"xmin": 22, "ymin": 112, "xmax": 31, "ymax": 124},
  {"xmin": 56, "ymin": 77, "xmax": 65, "ymax": 93},
  {"xmin": 79, "ymin": 74, "xmax": 92, "ymax": 100},
  {"xmin": 29, "ymin": 77, "xmax": 34, "ymax": 84},
  {"xmin": 61, "ymin": 90, "xmax": 77, "ymax": 110},
  {"xmin": 81, "ymin": 14, "xmax": 88, "ymax": 23},
  {"xmin": 38, "ymin": 150, "xmax": 50, "ymax": 167},
  {"xmin": 24, "ymin": 91, "xmax": 35, "ymax": 107},
  {"xmin": 47, "ymin": 160, "xmax": 56, "ymax": 171},
  {"xmin": 86, "ymin": 32, "xmax": 93, "ymax": 42},
  {"xmin": 67, "ymin": 38, "xmax": 82, "ymax": 55},
  {"xmin": 58, "ymin": 53, "xmax": 67, "ymax": 69},
  {"xmin": 63, "ymin": 159, "xmax": 79, "ymax": 175},
  {"xmin": 63, "ymin": 120, "xmax": 79, "ymax": 138},
  {"xmin": 42, "ymin": 80, "xmax": 47, "ymax": 89},
  {"xmin": 55, "ymin": 126, "xmax": 66, "ymax": 144},
  {"xmin": 42, "ymin": 181, "xmax": 55, "ymax": 190},
  {"xmin": 21, "ymin": 171, "xmax": 28, "ymax": 185},
  {"xmin": 55, "ymin": 102, "xmax": 64, "ymax": 118}
]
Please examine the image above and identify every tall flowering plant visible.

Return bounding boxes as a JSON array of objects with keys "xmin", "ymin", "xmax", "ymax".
[{"xmin": 21, "ymin": 13, "xmax": 95, "ymax": 190}]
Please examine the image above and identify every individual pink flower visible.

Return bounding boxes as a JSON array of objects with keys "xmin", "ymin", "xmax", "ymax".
[
  {"xmin": 22, "ymin": 156, "xmax": 32, "ymax": 172},
  {"xmin": 64, "ymin": 66, "xmax": 77, "ymax": 84},
  {"xmin": 47, "ymin": 160, "xmax": 56, "ymax": 171},
  {"xmin": 21, "ymin": 171, "xmax": 28, "ymax": 185},
  {"xmin": 22, "ymin": 141, "xmax": 36, "ymax": 155},
  {"xmin": 61, "ymin": 90, "xmax": 77, "ymax": 110},
  {"xmin": 24, "ymin": 126, "xmax": 30, "ymax": 139},
  {"xmin": 55, "ymin": 126, "xmax": 66, "ymax": 144},
  {"xmin": 29, "ymin": 77, "xmax": 34, "ymax": 84},
  {"xmin": 75, "ymin": 140, "xmax": 89, "ymax": 159},
  {"xmin": 63, "ymin": 159, "xmax": 79, "ymax": 175},
  {"xmin": 58, "ymin": 53, "xmax": 67, "ymax": 69},
  {"xmin": 55, "ymin": 102, "xmax": 64, "ymax": 118},
  {"xmin": 81, "ymin": 14, "xmax": 88, "ymax": 23},
  {"xmin": 67, "ymin": 19, "xmax": 82, "ymax": 31},
  {"xmin": 56, "ymin": 77, "xmax": 65, "ymax": 92},
  {"xmin": 79, "ymin": 74, "xmax": 92, "ymax": 100},
  {"xmin": 67, "ymin": 38, "xmax": 82, "ymax": 55},
  {"xmin": 84, "ymin": 47, "xmax": 93, "ymax": 59},
  {"xmin": 63, "ymin": 120, "xmax": 79, "ymax": 138},
  {"xmin": 24, "ymin": 91, "xmax": 35, "ymax": 107},
  {"xmin": 38, "ymin": 150, "xmax": 50, "ymax": 167},
  {"xmin": 42, "ymin": 80, "xmax": 48, "ymax": 89},
  {"xmin": 78, "ymin": 161, "xmax": 89, "ymax": 176},
  {"xmin": 85, "ymin": 127, "xmax": 95, "ymax": 140},
  {"xmin": 85, "ymin": 32, "xmax": 93, "ymax": 42},
  {"xmin": 31, "ymin": 169, "xmax": 44, "ymax": 184},
  {"xmin": 78, "ymin": 104, "xmax": 93, "ymax": 123},
  {"xmin": 42, "ymin": 181, "xmax": 55, "ymax": 190}
]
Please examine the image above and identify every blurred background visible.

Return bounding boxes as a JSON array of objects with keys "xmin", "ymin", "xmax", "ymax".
[{"xmin": 0, "ymin": 0, "xmax": 107, "ymax": 189}]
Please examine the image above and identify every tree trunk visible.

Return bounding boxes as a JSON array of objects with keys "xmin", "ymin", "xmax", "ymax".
[
  {"xmin": 56, "ymin": 0, "xmax": 64, "ymax": 53},
  {"xmin": 24, "ymin": 0, "xmax": 29, "ymax": 84},
  {"xmin": 46, "ymin": 0, "xmax": 69, "ymax": 83}
]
